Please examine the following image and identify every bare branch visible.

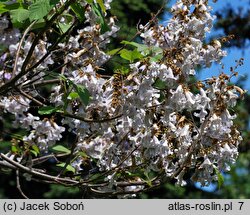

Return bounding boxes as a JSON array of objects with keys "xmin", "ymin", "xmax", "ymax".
[
  {"xmin": 12, "ymin": 21, "xmax": 37, "ymax": 77},
  {"xmin": 0, "ymin": 153, "xmax": 78, "ymax": 185},
  {"xmin": 16, "ymin": 170, "xmax": 29, "ymax": 199},
  {"xmin": 0, "ymin": 160, "xmax": 17, "ymax": 170},
  {"xmin": 32, "ymin": 153, "xmax": 69, "ymax": 166},
  {"xmin": 18, "ymin": 87, "xmax": 45, "ymax": 106}
]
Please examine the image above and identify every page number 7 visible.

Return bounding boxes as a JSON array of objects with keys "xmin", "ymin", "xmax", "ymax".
[{"xmin": 238, "ymin": 202, "xmax": 244, "ymax": 210}]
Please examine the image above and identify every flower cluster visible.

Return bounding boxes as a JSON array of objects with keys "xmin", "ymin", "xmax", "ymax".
[{"xmin": 0, "ymin": 0, "xmax": 245, "ymax": 197}]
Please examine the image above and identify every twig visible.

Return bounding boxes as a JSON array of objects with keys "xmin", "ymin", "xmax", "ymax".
[
  {"xmin": 0, "ymin": 160, "xmax": 17, "ymax": 170},
  {"xmin": 26, "ymin": 19, "xmax": 77, "ymax": 74},
  {"xmin": 89, "ymin": 180, "xmax": 161, "ymax": 197},
  {"xmin": 115, "ymin": 179, "xmax": 160, "ymax": 187},
  {"xmin": 16, "ymin": 170, "xmax": 29, "ymax": 199},
  {"xmin": 18, "ymin": 87, "xmax": 45, "ymax": 106},
  {"xmin": 0, "ymin": 159, "xmax": 46, "ymax": 173},
  {"xmin": 30, "ymin": 177, "xmax": 63, "ymax": 185},
  {"xmin": 0, "ymin": 153, "xmax": 78, "ymax": 185},
  {"xmin": 21, "ymin": 0, "xmax": 75, "ymax": 73},
  {"xmin": 12, "ymin": 21, "xmax": 37, "ymax": 77},
  {"xmin": 32, "ymin": 153, "xmax": 69, "ymax": 166}
]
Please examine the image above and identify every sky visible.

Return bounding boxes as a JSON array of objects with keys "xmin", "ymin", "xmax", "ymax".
[
  {"xmin": 163, "ymin": 0, "xmax": 250, "ymax": 91},
  {"xmin": 201, "ymin": 0, "xmax": 250, "ymax": 91}
]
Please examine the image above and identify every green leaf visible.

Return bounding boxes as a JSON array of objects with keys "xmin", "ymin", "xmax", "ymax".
[
  {"xmin": 29, "ymin": 0, "xmax": 55, "ymax": 21},
  {"xmin": 121, "ymin": 40, "xmax": 163, "ymax": 56},
  {"xmin": 58, "ymin": 22, "xmax": 72, "ymax": 33},
  {"xmin": 150, "ymin": 53, "xmax": 163, "ymax": 62},
  {"xmin": 38, "ymin": 106, "xmax": 62, "ymax": 115},
  {"xmin": 60, "ymin": 76, "xmax": 91, "ymax": 106},
  {"xmin": 52, "ymin": 145, "xmax": 71, "ymax": 154},
  {"xmin": 214, "ymin": 167, "xmax": 224, "ymax": 189},
  {"xmin": 31, "ymin": 145, "xmax": 40, "ymax": 156},
  {"xmin": 11, "ymin": 145, "xmax": 18, "ymax": 153},
  {"xmin": 107, "ymin": 48, "xmax": 122, "ymax": 55},
  {"xmin": 73, "ymin": 84, "xmax": 91, "ymax": 106},
  {"xmin": 70, "ymin": 3, "xmax": 85, "ymax": 22},
  {"xmin": 119, "ymin": 49, "xmax": 143, "ymax": 62},
  {"xmin": 1, "ymin": 2, "xmax": 22, "ymax": 14},
  {"xmin": 67, "ymin": 92, "xmax": 79, "ymax": 100},
  {"xmin": 30, "ymin": 149, "xmax": 38, "ymax": 157},
  {"xmin": 92, "ymin": 3, "xmax": 110, "ymax": 34},
  {"xmin": 119, "ymin": 67, "xmax": 130, "ymax": 75},
  {"xmin": 59, "ymin": 74, "xmax": 67, "ymax": 81},
  {"xmin": 153, "ymin": 78, "xmax": 167, "ymax": 90},
  {"xmin": 56, "ymin": 162, "xmax": 75, "ymax": 173},
  {"xmin": 50, "ymin": 0, "xmax": 60, "ymax": 5},
  {"xmin": 96, "ymin": 0, "xmax": 106, "ymax": 13},
  {"xmin": 120, "ymin": 40, "xmax": 140, "ymax": 46},
  {"xmin": 10, "ymin": 8, "xmax": 30, "ymax": 23},
  {"xmin": 0, "ymin": 3, "xmax": 8, "ymax": 14},
  {"xmin": 30, "ymin": 19, "xmax": 46, "ymax": 29},
  {"xmin": 115, "ymin": 67, "xmax": 130, "ymax": 75},
  {"xmin": 86, "ymin": 0, "xmax": 93, "ymax": 3},
  {"xmin": 78, "ymin": 151, "xmax": 89, "ymax": 158},
  {"xmin": 121, "ymin": 40, "xmax": 149, "ymax": 55}
]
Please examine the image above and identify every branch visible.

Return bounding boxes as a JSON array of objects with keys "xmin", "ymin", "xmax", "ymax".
[
  {"xmin": 0, "ymin": 160, "xmax": 17, "ymax": 170},
  {"xmin": 89, "ymin": 180, "xmax": 161, "ymax": 197},
  {"xmin": 12, "ymin": 21, "xmax": 37, "ymax": 77},
  {"xmin": 16, "ymin": 170, "xmax": 29, "ymax": 199},
  {"xmin": 18, "ymin": 87, "xmax": 45, "ymax": 106},
  {"xmin": 0, "ymin": 153, "xmax": 78, "ymax": 185},
  {"xmin": 25, "ymin": 19, "xmax": 78, "ymax": 74},
  {"xmin": 32, "ymin": 153, "xmax": 69, "ymax": 166}
]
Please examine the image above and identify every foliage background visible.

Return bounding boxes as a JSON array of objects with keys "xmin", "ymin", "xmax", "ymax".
[{"xmin": 0, "ymin": 0, "xmax": 249, "ymax": 199}]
